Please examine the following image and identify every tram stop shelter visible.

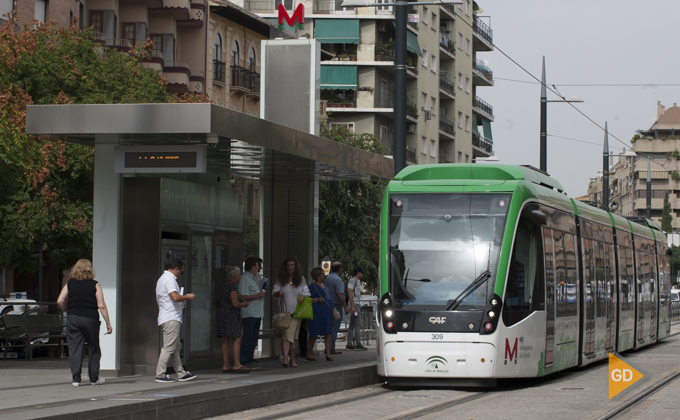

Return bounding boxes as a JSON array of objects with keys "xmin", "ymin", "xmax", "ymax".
[{"xmin": 25, "ymin": 102, "xmax": 393, "ymax": 377}]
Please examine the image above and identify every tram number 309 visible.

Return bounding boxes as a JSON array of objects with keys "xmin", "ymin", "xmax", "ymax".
[{"xmin": 431, "ymin": 334, "xmax": 444, "ymax": 340}]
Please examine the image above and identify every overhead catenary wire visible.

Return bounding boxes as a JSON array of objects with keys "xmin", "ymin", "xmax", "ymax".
[{"xmin": 450, "ymin": 11, "xmax": 654, "ymax": 150}]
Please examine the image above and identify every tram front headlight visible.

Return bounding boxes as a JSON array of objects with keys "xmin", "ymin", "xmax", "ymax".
[
  {"xmin": 490, "ymin": 298, "xmax": 499, "ymax": 306},
  {"xmin": 384, "ymin": 310, "xmax": 393, "ymax": 318},
  {"xmin": 488, "ymin": 310, "xmax": 496, "ymax": 319}
]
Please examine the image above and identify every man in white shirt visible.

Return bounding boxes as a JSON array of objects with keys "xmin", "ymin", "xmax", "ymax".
[{"xmin": 155, "ymin": 259, "xmax": 197, "ymax": 383}]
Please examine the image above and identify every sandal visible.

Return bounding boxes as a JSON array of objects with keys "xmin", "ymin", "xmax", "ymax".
[
  {"xmin": 281, "ymin": 362, "xmax": 289, "ymax": 368},
  {"xmin": 291, "ymin": 362, "xmax": 299, "ymax": 368},
  {"xmin": 305, "ymin": 356, "xmax": 318, "ymax": 361},
  {"xmin": 232, "ymin": 366, "xmax": 250, "ymax": 374},
  {"xmin": 326, "ymin": 356, "xmax": 334, "ymax": 361},
  {"xmin": 221, "ymin": 368, "xmax": 232, "ymax": 373}
]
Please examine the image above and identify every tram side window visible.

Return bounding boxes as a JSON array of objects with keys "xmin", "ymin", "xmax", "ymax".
[
  {"xmin": 553, "ymin": 230, "xmax": 567, "ymax": 317},
  {"xmin": 503, "ymin": 217, "xmax": 545, "ymax": 326},
  {"xmin": 583, "ymin": 238, "xmax": 595, "ymax": 320},
  {"xmin": 619, "ymin": 246, "xmax": 634, "ymax": 311},
  {"xmin": 595, "ymin": 241, "xmax": 605, "ymax": 318},
  {"xmin": 564, "ymin": 233, "xmax": 577, "ymax": 316}
]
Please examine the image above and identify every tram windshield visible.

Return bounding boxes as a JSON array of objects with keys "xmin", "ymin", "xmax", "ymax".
[{"xmin": 388, "ymin": 193, "xmax": 511, "ymax": 309}]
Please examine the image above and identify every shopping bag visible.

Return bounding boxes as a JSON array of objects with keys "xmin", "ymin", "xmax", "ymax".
[
  {"xmin": 272, "ymin": 298, "xmax": 292, "ymax": 331},
  {"xmin": 292, "ymin": 296, "xmax": 314, "ymax": 319}
]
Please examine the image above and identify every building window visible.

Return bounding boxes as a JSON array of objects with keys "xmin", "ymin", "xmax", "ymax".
[
  {"xmin": 431, "ymin": 13, "xmax": 437, "ymax": 30},
  {"xmin": 249, "ymin": 47, "xmax": 256, "ymax": 71},
  {"xmin": 431, "ymin": 54, "xmax": 436, "ymax": 72},
  {"xmin": 465, "ymin": 115, "xmax": 470, "ymax": 131},
  {"xmin": 421, "ymin": 136, "xmax": 428, "ymax": 155},
  {"xmin": 215, "ymin": 33, "xmax": 222, "ymax": 61},
  {"xmin": 458, "ymin": 151, "xmax": 462, "ymax": 162},
  {"xmin": 465, "ymin": 154, "xmax": 469, "ymax": 163},
  {"xmin": 430, "ymin": 140, "xmax": 436, "ymax": 157},
  {"xmin": 90, "ymin": 11, "xmax": 103, "ymax": 34},
  {"xmin": 421, "ymin": 48, "xmax": 428, "ymax": 67},
  {"xmin": 331, "ymin": 122, "xmax": 355, "ymax": 133},
  {"xmin": 458, "ymin": 72, "xmax": 463, "ymax": 89},
  {"xmin": 232, "ymin": 40, "xmax": 239, "ymax": 66},
  {"xmin": 458, "ymin": 33, "xmax": 463, "ymax": 49},
  {"xmin": 151, "ymin": 34, "xmax": 163, "ymax": 57},
  {"xmin": 421, "ymin": 92, "xmax": 427, "ymax": 110},
  {"xmin": 422, "ymin": 7, "xmax": 428, "ymax": 25},
  {"xmin": 466, "ymin": 0, "xmax": 471, "ymax": 16},
  {"xmin": 458, "ymin": 111, "xmax": 463, "ymax": 128},
  {"xmin": 465, "ymin": 76, "xmax": 470, "ymax": 93},
  {"xmin": 123, "ymin": 23, "xmax": 136, "ymax": 45},
  {"xmin": 35, "ymin": 0, "xmax": 46, "ymax": 24},
  {"xmin": 430, "ymin": 97, "xmax": 436, "ymax": 116},
  {"xmin": 465, "ymin": 38, "xmax": 471, "ymax": 55}
]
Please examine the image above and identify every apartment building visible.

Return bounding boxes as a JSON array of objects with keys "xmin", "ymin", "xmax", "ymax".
[
  {"xmin": 587, "ymin": 102, "xmax": 680, "ymax": 232},
  {"xmin": 231, "ymin": 0, "xmax": 495, "ymax": 164}
]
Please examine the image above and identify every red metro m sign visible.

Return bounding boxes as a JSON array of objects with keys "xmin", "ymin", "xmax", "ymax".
[{"xmin": 278, "ymin": 4, "xmax": 304, "ymax": 30}]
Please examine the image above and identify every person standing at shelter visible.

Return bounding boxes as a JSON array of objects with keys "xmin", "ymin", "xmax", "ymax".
[
  {"xmin": 324, "ymin": 262, "xmax": 349, "ymax": 354},
  {"xmin": 346, "ymin": 266, "xmax": 367, "ymax": 351},
  {"xmin": 155, "ymin": 259, "xmax": 197, "ymax": 383},
  {"xmin": 57, "ymin": 259, "xmax": 112, "ymax": 386},
  {"xmin": 272, "ymin": 257, "xmax": 310, "ymax": 368},
  {"xmin": 238, "ymin": 257, "xmax": 266, "ymax": 368}
]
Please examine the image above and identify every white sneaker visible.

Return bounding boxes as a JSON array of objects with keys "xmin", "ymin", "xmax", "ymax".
[
  {"xmin": 91, "ymin": 378, "xmax": 105, "ymax": 385},
  {"xmin": 72, "ymin": 382, "xmax": 80, "ymax": 387}
]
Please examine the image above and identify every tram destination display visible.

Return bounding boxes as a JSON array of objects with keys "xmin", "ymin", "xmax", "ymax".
[{"xmin": 114, "ymin": 145, "xmax": 206, "ymax": 173}]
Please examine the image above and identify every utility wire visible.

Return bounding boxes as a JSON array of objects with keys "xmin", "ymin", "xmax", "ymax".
[
  {"xmin": 548, "ymin": 134, "xmax": 628, "ymax": 150},
  {"xmin": 496, "ymin": 78, "xmax": 680, "ymax": 88},
  {"xmin": 451, "ymin": 12, "xmax": 633, "ymax": 149}
]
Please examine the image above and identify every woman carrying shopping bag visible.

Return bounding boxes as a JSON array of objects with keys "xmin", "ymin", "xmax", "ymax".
[{"xmin": 272, "ymin": 257, "xmax": 310, "ymax": 368}]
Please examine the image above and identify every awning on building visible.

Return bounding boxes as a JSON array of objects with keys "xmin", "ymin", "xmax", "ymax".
[
  {"xmin": 321, "ymin": 65, "xmax": 357, "ymax": 90},
  {"xmin": 407, "ymin": 30, "xmax": 423, "ymax": 57},
  {"xmin": 481, "ymin": 116, "xmax": 493, "ymax": 142},
  {"xmin": 315, "ymin": 19, "xmax": 360, "ymax": 44}
]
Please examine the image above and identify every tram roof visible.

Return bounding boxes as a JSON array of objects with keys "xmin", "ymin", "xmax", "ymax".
[{"xmin": 394, "ymin": 164, "xmax": 565, "ymax": 193}]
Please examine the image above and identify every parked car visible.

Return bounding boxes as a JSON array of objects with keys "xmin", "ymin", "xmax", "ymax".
[
  {"xmin": 1, "ymin": 296, "xmax": 52, "ymax": 358},
  {"xmin": 672, "ymin": 291, "xmax": 680, "ymax": 302}
]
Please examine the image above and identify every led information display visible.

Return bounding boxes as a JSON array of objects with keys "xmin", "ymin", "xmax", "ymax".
[
  {"xmin": 114, "ymin": 145, "xmax": 206, "ymax": 173},
  {"xmin": 125, "ymin": 151, "xmax": 197, "ymax": 168}
]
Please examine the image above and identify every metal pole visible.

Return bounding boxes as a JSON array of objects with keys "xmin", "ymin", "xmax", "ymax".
[
  {"xmin": 646, "ymin": 156, "xmax": 652, "ymax": 219},
  {"xmin": 393, "ymin": 0, "xmax": 407, "ymax": 175},
  {"xmin": 602, "ymin": 121, "xmax": 609, "ymax": 212},
  {"xmin": 540, "ymin": 57, "xmax": 547, "ymax": 172}
]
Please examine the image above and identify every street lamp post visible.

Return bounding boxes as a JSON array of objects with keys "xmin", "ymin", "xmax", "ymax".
[
  {"xmin": 539, "ymin": 57, "xmax": 584, "ymax": 173},
  {"xmin": 341, "ymin": 0, "xmax": 462, "ymax": 176},
  {"xmin": 621, "ymin": 150, "xmax": 655, "ymax": 219}
]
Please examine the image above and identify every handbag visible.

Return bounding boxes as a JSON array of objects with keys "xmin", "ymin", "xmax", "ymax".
[
  {"xmin": 292, "ymin": 296, "xmax": 314, "ymax": 320},
  {"xmin": 272, "ymin": 296, "xmax": 292, "ymax": 332},
  {"xmin": 314, "ymin": 284, "xmax": 342, "ymax": 321}
]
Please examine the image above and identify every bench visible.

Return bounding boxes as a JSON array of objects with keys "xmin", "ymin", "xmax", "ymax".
[
  {"xmin": 257, "ymin": 328, "xmax": 282, "ymax": 340},
  {"xmin": 0, "ymin": 313, "xmax": 66, "ymax": 359}
]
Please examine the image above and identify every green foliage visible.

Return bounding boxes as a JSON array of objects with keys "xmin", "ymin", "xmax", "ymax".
[
  {"xmin": 630, "ymin": 133, "xmax": 640, "ymax": 143},
  {"xmin": 243, "ymin": 215, "xmax": 260, "ymax": 259},
  {"xmin": 318, "ymin": 124, "xmax": 386, "ymax": 291},
  {"xmin": 667, "ymin": 149, "xmax": 680, "ymax": 159},
  {"xmin": 0, "ymin": 18, "xmax": 206, "ymax": 273},
  {"xmin": 673, "ymin": 171, "xmax": 680, "ymax": 181},
  {"xmin": 662, "ymin": 191, "xmax": 673, "ymax": 232}
]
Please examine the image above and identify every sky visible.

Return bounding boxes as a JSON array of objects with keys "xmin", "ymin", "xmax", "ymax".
[{"xmin": 478, "ymin": 0, "xmax": 680, "ymax": 197}]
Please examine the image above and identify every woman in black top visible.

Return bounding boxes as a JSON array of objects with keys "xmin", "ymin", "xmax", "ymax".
[{"xmin": 57, "ymin": 259, "xmax": 112, "ymax": 386}]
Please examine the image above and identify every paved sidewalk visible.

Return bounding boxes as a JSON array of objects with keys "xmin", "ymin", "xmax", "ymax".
[{"xmin": 0, "ymin": 343, "xmax": 379, "ymax": 420}]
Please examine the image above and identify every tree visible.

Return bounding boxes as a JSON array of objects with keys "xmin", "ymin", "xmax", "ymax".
[
  {"xmin": 318, "ymin": 124, "xmax": 386, "ymax": 291},
  {"xmin": 243, "ymin": 215, "xmax": 259, "ymax": 259},
  {"xmin": 0, "ymin": 17, "xmax": 207, "ymax": 274},
  {"xmin": 662, "ymin": 190, "xmax": 673, "ymax": 233}
]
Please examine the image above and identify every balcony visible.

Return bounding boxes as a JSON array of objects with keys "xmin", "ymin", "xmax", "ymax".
[
  {"xmin": 214, "ymin": 60, "xmax": 226, "ymax": 83},
  {"xmin": 406, "ymin": 145, "xmax": 417, "ymax": 164},
  {"xmin": 407, "ymin": 21, "xmax": 418, "ymax": 31},
  {"xmin": 244, "ymin": 0, "xmax": 277, "ymax": 12},
  {"xmin": 439, "ymin": 75, "xmax": 455, "ymax": 99},
  {"xmin": 313, "ymin": 0, "xmax": 357, "ymax": 14},
  {"xmin": 231, "ymin": 66, "xmax": 256, "ymax": 94},
  {"xmin": 247, "ymin": 71, "xmax": 261, "ymax": 97},
  {"xmin": 406, "ymin": 100, "xmax": 418, "ymax": 120},
  {"xmin": 473, "ymin": 96, "xmax": 494, "ymax": 120},
  {"xmin": 375, "ymin": 48, "xmax": 394, "ymax": 62},
  {"xmin": 439, "ymin": 117, "xmax": 455, "ymax": 136},
  {"xmin": 323, "ymin": 90, "xmax": 357, "ymax": 108},
  {"xmin": 375, "ymin": 91, "xmax": 394, "ymax": 108},
  {"xmin": 473, "ymin": 17, "xmax": 494, "ymax": 51},
  {"xmin": 472, "ymin": 134, "xmax": 493, "ymax": 154},
  {"xmin": 440, "ymin": 3, "xmax": 457, "ymax": 18},
  {"xmin": 163, "ymin": 61, "xmax": 191, "ymax": 93},
  {"xmin": 439, "ymin": 33, "xmax": 455, "ymax": 57},
  {"xmin": 104, "ymin": 38, "xmax": 132, "ymax": 52},
  {"xmin": 473, "ymin": 59, "xmax": 494, "ymax": 86}
]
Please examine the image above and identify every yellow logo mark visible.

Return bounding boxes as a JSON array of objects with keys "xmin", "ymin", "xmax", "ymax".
[{"xmin": 608, "ymin": 352, "xmax": 644, "ymax": 399}]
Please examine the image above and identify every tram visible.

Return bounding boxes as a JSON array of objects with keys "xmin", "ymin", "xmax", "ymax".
[{"xmin": 376, "ymin": 164, "xmax": 672, "ymax": 386}]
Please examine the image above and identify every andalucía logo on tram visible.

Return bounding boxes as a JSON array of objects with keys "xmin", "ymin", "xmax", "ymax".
[{"xmin": 425, "ymin": 356, "xmax": 449, "ymax": 373}]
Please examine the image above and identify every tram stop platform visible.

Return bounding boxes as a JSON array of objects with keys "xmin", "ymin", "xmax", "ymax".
[{"xmin": 0, "ymin": 343, "xmax": 379, "ymax": 420}]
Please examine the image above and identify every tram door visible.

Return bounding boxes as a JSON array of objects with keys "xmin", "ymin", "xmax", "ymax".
[
  {"xmin": 543, "ymin": 229, "xmax": 555, "ymax": 366},
  {"xmin": 582, "ymin": 239, "xmax": 595, "ymax": 355}
]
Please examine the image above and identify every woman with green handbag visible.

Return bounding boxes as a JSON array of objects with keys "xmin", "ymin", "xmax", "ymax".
[{"xmin": 272, "ymin": 257, "xmax": 310, "ymax": 368}]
